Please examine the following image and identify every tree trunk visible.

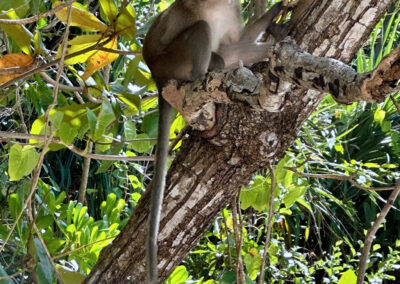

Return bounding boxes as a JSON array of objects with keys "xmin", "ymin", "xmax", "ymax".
[{"xmin": 84, "ymin": 0, "xmax": 396, "ymax": 282}]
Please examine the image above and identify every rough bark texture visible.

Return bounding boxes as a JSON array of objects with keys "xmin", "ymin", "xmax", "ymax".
[{"xmin": 84, "ymin": 0, "xmax": 396, "ymax": 283}]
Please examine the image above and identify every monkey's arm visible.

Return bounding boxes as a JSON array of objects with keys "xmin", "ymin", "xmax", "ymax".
[
  {"xmin": 239, "ymin": 1, "xmax": 284, "ymax": 43},
  {"xmin": 218, "ymin": 2, "xmax": 285, "ymax": 68}
]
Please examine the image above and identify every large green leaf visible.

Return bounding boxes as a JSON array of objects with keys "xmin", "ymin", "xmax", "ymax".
[
  {"xmin": 99, "ymin": 0, "xmax": 118, "ymax": 23},
  {"xmin": 338, "ymin": 269, "xmax": 357, "ymax": 284},
  {"xmin": 92, "ymin": 100, "xmax": 116, "ymax": 141},
  {"xmin": 8, "ymin": 144, "xmax": 39, "ymax": 181},
  {"xmin": 115, "ymin": 4, "xmax": 137, "ymax": 37},
  {"xmin": 33, "ymin": 238, "xmax": 55, "ymax": 284}
]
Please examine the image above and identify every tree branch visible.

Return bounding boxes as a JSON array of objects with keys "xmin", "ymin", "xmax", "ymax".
[{"xmin": 357, "ymin": 180, "xmax": 400, "ymax": 283}]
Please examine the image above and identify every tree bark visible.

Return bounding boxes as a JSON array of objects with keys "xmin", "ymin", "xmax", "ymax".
[{"xmin": 84, "ymin": 0, "xmax": 397, "ymax": 283}]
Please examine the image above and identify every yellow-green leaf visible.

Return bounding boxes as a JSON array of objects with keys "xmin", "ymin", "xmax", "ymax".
[
  {"xmin": 115, "ymin": 4, "xmax": 136, "ymax": 37},
  {"xmin": 338, "ymin": 269, "xmax": 357, "ymax": 284},
  {"xmin": 363, "ymin": 162, "xmax": 380, "ymax": 168},
  {"xmin": 0, "ymin": 9, "xmax": 32, "ymax": 55},
  {"xmin": 99, "ymin": 0, "xmax": 118, "ymax": 23},
  {"xmin": 9, "ymin": 144, "xmax": 39, "ymax": 181},
  {"xmin": 57, "ymin": 34, "xmax": 102, "ymax": 65},
  {"xmin": 53, "ymin": 1, "xmax": 107, "ymax": 32},
  {"xmin": 82, "ymin": 36, "xmax": 119, "ymax": 80}
]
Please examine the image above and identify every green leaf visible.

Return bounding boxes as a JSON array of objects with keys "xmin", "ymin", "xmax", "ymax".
[
  {"xmin": 283, "ymin": 185, "xmax": 307, "ymax": 208},
  {"xmin": 128, "ymin": 175, "xmax": 142, "ymax": 189},
  {"xmin": 141, "ymin": 111, "xmax": 159, "ymax": 138},
  {"xmin": 165, "ymin": 266, "xmax": 189, "ymax": 284},
  {"xmin": 240, "ymin": 176, "xmax": 269, "ymax": 212},
  {"xmin": 124, "ymin": 121, "xmax": 137, "ymax": 140},
  {"xmin": 9, "ymin": 144, "xmax": 39, "ymax": 181},
  {"xmin": 59, "ymin": 122, "xmax": 78, "ymax": 144},
  {"xmin": 274, "ymin": 155, "xmax": 294, "ymax": 188},
  {"xmin": 58, "ymin": 34, "xmax": 101, "ymax": 65},
  {"xmin": 31, "ymin": 103, "xmax": 99, "ymax": 144},
  {"xmin": 46, "ymin": 239, "xmax": 66, "ymax": 254},
  {"xmin": 0, "ymin": 264, "xmax": 14, "ymax": 284},
  {"xmin": 334, "ymin": 143, "xmax": 344, "ymax": 154},
  {"xmin": 0, "ymin": 0, "xmax": 30, "ymax": 18},
  {"xmin": 35, "ymin": 215, "xmax": 54, "ymax": 230},
  {"xmin": 93, "ymin": 100, "xmax": 116, "ymax": 141},
  {"xmin": 130, "ymin": 133, "xmax": 152, "ymax": 153},
  {"xmin": 243, "ymin": 252, "xmax": 261, "ymax": 280},
  {"xmin": 0, "ymin": 9, "xmax": 32, "ymax": 55},
  {"xmin": 33, "ymin": 238, "xmax": 55, "ymax": 284},
  {"xmin": 58, "ymin": 267, "xmax": 85, "ymax": 284},
  {"xmin": 99, "ymin": 0, "xmax": 118, "ymax": 23},
  {"xmin": 338, "ymin": 269, "xmax": 357, "ymax": 284},
  {"xmin": 8, "ymin": 194, "xmax": 21, "ymax": 221},
  {"xmin": 49, "ymin": 111, "xmax": 64, "ymax": 131},
  {"xmin": 374, "ymin": 107, "xmax": 385, "ymax": 125},
  {"xmin": 115, "ymin": 4, "xmax": 137, "ymax": 37},
  {"xmin": 363, "ymin": 162, "xmax": 379, "ymax": 168},
  {"xmin": 118, "ymin": 92, "xmax": 141, "ymax": 116}
]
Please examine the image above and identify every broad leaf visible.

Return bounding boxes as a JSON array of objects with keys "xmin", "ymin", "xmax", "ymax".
[
  {"xmin": 0, "ymin": 10, "xmax": 32, "ymax": 55},
  {"xmin": 82, "ymin": 36, "xmax": 119, "ymax": 80},
  {"xmin": 53, "ymin": 1, "xmax": 107, "ymax": 32},
  {"xmin": 0, "ymin": 53, "xmax": 33, "ymax": 83},
  {"xmin": 8, "ymin": 144, "xmax": 39, "ymax": 181}
]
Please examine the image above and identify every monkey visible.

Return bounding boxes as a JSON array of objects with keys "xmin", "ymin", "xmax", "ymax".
[{"xmin": 142, "ymin": 1, "xmax": 285, "ymax": 282}]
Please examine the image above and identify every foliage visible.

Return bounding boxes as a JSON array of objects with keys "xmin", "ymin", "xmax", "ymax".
[{"xmin": 0, "ymin": 0, "xmax": 399, "ymax": 283}]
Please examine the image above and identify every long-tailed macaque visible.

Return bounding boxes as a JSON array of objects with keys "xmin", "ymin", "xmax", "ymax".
[{"xmin": 142, "ymin": 1, "xmax": 285, "ymax": 282}]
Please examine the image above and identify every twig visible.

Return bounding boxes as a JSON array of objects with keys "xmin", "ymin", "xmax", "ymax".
[
  {"xmin": 232, "ymin": 196, "xmax": 245, "ymax": 284},
  {"xmin": 0, "ymin": 0, "xmax": 75, "ymax": 25},
  {"xmin": 0, "ymin": 267, "xmax": 29, "ymax": 280},
  {"xmin": 39, "ymin": 72, "xmax": 84, "ymax": 92},
  {"xmin": 258, "ymin": 164, "xmax": 276, "ymax": 284},
  {"xmin": 390, "ymin": 95, "xmax": 400, "ymax": 114},
  {"xmin": 286, "ymin": 166, "xmax": 395, "ymax": 192},
  {"xmin": 97, "ymin": 47, "xmax": 141, "ymax": 55},
  {"xmin": 356, "ymin": 180, "xmax": 400, "ymax": 284},
  {"xmin": 222, "ymin": 212, "xmax": 233, "ymax": 268},
  {"xmin": 168, "ymin": 125, "xmax": 190, "ymax": 153},
  {"xmin": 15, "ymin": 89, "xmax": 27, "ymax": 134},
  {"xmin": 78, "ymin": 142, "xmax": 92, "ymax": 204}
]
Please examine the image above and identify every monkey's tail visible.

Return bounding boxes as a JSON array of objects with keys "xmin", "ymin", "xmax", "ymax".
[{"xmin": 146, "ymin": 93, "xmax": 172, "ymax": 284}]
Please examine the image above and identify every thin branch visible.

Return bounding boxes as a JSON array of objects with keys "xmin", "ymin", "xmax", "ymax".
[
  {"xmin": 286, "ymin": 166, "xmax": 395, "ymax": 192},
  {"xmin": 168, "ymin": 125, "xmax": 190, "ymax": 153},
  {"xmin": 97, "ymin": 47, "xmax": 141, "ymax": 56},
  {"xmin": 0, "ymin": 0, "xmax": 75, "ymax": 25},
  {"xmin": 78, "ymin": 142, "xmax": 92, "ymax": 204},
  {"xmin": 390, "ymin": 95, "xmax": 400, "ymax": 114},
  {"xmin": 40, "ymin": 72, "xmax": 84, "ymax": 92},
  {"xmin": 232, "ymin": 196, "xmax": 245, "ymax": 284},
  {"xmin": 356, "ymin": 180, "xmax": 400, "ymax": 284},
  {"xmin": 0, "ymin": 131, "xmax": 156, "ymax": 161},
  {"xmin": 258, "ymin": 164, "xmax": 276, "ymax": 284},
  {"xmin": 0, "ymin": 267, "xmax": 29, "ymax": 280},
  {"xmin": 222, "ymin": 212, "xmax": 233, "ymax": 269}
]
